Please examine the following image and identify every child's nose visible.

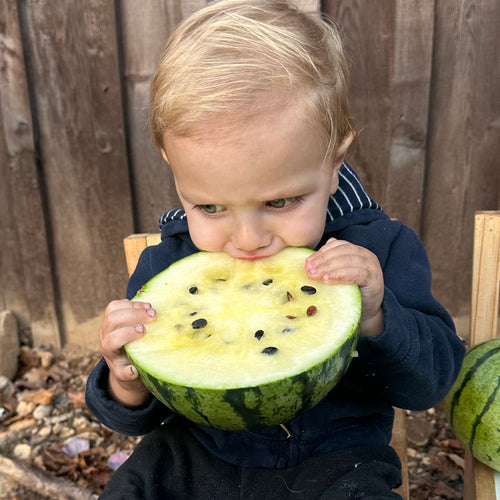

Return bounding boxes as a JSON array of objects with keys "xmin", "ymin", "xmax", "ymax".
[{"xmin": 233, "ymin": 217, "xmax": 271, "ymax": 252}]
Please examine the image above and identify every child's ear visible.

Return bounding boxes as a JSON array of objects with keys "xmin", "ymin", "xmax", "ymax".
[
  {"xmin": 329, "ymin": 132, "xmax": 354, "ymax": 194},
  {"xmin": 160, "ymin": 148, "xmax": 170, "ymax": 165},
  {"xmin": 332, "ymin": 132, "xmax": 354, "ymax": 171}
]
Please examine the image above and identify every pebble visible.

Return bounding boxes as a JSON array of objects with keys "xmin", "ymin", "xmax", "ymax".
[
  {"xmin": 38, "ymin": 350, "xmax": 54, "ymax": 368},
  {"xmin": 16, "ymin": 400, "xmax": 35, "ymax": 416},
  {"xmin": 13, "ymin": 443, "xmax": 32, "ymax": 460},
  {"xmin": 74, "ymin": 414, "xmax": 90, "ymax": 429},
  {"xmin": 37, "ymin": 425, "xmax": 52, "ymax": 437},
  {"xmin": 59, "ymin": 426, "xmax": 75, "ymax": 439},
  {"xmin": 33, "ymin": 404, "xmax": 52, "ymax": 420}
]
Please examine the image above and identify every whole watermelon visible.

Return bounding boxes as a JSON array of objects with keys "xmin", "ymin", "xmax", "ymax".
[
  {"xmin": 443, "ymin": 337, "xmax": 500, "ymax": 471},
  {"xmin": 125, "ymin": 247, "xmax": 361, "ymax": 430}
]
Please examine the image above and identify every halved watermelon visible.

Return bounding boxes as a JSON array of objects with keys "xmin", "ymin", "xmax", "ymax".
[
  {"xmin": 443, "ymin": 338, "xmax": 500, "ymax": 471},
  {"xmin": 125, "ymin": 247, "xmax": 361, "ymax": 430}
]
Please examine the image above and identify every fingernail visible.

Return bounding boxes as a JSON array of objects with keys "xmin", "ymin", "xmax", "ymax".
[
  {"xmin": 147, "ymin": 308, "xmax": 156, "ymax": 318},
  {"xmin": 306, "ymin": 263, "xmax": 317, "ymax": 275},
  {"xmin": 135, "ymin": 324, "xmax": 145, "ymax": 333}
]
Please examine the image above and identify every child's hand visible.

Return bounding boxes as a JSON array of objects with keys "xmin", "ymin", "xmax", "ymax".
[
  {"xmin": 305, "ymin": 239, "xmax": 384, "ymax": 337},
  {"xmin": 100, "ymin": 299, "xmax": 157, "ymax": 407}
]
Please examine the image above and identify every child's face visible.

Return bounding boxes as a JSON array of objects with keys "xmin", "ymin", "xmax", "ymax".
[{"xmin": 162, "ymin": 103, "xmax": 351, "ymax": 260}]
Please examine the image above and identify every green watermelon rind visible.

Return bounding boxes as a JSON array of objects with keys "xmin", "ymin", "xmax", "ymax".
[
  {"xmin": 443, "ymin": 338, "xmax": 500, "ymax": 471},
  {"xmin": 137, "ymin": 326, "xmax": 358, "ymax": 430}
]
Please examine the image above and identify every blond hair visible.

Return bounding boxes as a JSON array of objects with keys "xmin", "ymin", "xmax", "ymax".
[{"xmin": 150, "ymin": 0, "xmax": 354, "ymax": 159}]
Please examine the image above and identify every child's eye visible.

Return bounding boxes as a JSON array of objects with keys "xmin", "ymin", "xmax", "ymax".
[
  {"xmin": 266, "ymin": 197, "xmax": 300, "ymax": 209},
  {"xmin": 195, "ymin": 204, "xmax": 225, "ymax": 214}
]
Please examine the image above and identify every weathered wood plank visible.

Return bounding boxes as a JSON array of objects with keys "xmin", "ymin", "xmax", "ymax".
[
  {"xmin": 383, "ymin": 0, "xmax": 434, "ymax": 232},
  {"xmin": 324, "ymin": 0, "xmax": 433, "ymax": 234},
  {"xmin": 19, "ymin": 0, "xmax": 133, "ymax": 347},
  {"xmin": 421, "ymin": 0, "xmax": 500, "ymax": 317},
  {"xmin": 0, "ymin": 0, "xmax": 60, "ymax": 347},
  {"xmin": 323, "ymin": 0, "xmax": 395, "ymax": 210},
  {"xmin": 119, "ymin": 0, "xmax": 187, "ymax": 233}
]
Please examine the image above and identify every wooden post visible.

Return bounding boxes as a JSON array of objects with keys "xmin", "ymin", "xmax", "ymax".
[
  {"xmin": 470, "ymin": 212, "xmax": 500, "ymax": 345},
  {"xmin": 463, "ymin": 211, "xmax": 500, "ymax": 500},
  {"xmin": 123, "ymin": 233, "xmax": 161, "ymax": 277}
]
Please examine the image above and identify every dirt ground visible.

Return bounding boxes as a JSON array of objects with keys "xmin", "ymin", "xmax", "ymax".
[{"xmin": 0, "ymin": 345, "xmax": 465, "ymax": 499}]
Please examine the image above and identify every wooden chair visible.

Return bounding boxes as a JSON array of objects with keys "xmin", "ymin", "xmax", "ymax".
[{"xmin": 463, "ymin": 211, "xmax": 500, "ymax": 500}]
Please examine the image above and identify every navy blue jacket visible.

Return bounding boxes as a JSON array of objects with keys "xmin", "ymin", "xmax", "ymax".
[{"xmin": 86, "ymin": 163, "xmax": 465, "ymax": 468}]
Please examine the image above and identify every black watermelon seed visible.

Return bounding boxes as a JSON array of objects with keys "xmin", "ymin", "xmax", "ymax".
[
  {"xmin": 189, "ymin": 286, "xmax": 198, "ymax": 295},
  {"xmin": 306, "ymin": 305, "xmax": 317, "ymax": 317},
  {"xmin": 262, "ymin": 279, "xmax": 273, "ymax": 286},
  {"xmin": 189, "ymin": 311, "xmax": 198, "ymax": 316},
  {"xmin": 282, "ymin": 327, "xmax": 294, "ymax": 334},
  {"xmin": 261, "ymin": 346, "xmax": 278, "ymax": 355},
  {"xmin": 301, "ymin": 285, "xmax": 317, "ymax": 295},
  {"xmin": 192, "ymin": 318, "xmax": 207, "ymax": 329},
  {"xmin": 286, "ymin": 315, "xmax": 297, "ymax": 320},
  {"xmin": 286, "ymin": 291, "xmax": 293, "ymax": 301},
  {"xmin": 254, "ymin": 330, "xmax": 264, "ymax": 340}
]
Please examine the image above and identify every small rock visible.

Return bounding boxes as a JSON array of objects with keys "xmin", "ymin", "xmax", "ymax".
[
  {"xmin": 62, "ymin": 436, "xmax": 90, "ymax": 457},
  {"xmin": 37, "ymin": 425, "xmax": 52, "ymax": 437},
  {"xmin": 38, "ymin": 350, "xmax": 54, "ymax": 368},
  {"xmin": 0, "ymin": 311, "xmax": 20, "ymax": 380},
  {"xmin": 13, "ymin": 443, "xmax": 31, "ymax": 460},
  {"xmin": 21, "ymin": 366, "xmax": 49, "ymax": 386},
  {"xmin": 74, "ymin": 414, "xmax": 90, "ymax": 429},
  {"xmin": 33, "ymin": 404, "xmax": 52, "ymax": 420},
  {"xmin": 0, "ymin": 475, "xmax": 17, "ymax": 497},
  {"xmin": 108, "ymin": 451, "xmax": 130, "ymax": 470},
  {"xmin": 16, "ymin": 400, "xmax": 35, "ymax": 416},
  {"xmin": 59, "ymin": 426, "xmax": 75, "ymax": 439}
]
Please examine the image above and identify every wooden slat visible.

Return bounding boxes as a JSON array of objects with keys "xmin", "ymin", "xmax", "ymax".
[
  {"xmin": 464, "ymin": 452, "xmax": 498, "ymax": 500},
  {"xmin": 323, "ymin": 0, "xmax": 433, "ymax": 235},
  {"xmin": 323, "ymin": 0, "xmax": 394, "ymax": 205},
  {"xmin": 383, "ymin": 0, "xmax": 434, "ymax": 233},
  {"xmin": 119, "ymin": 0, "xmax": 184, "ymax": 233},
  {"xmin": 464, "ymin": 211, "xmax": 500, "ymax": 500},
  {"xmin": 123, "ymin": 233, "xmax": 161, "ymax": 277},
  {"xmin": 470, "ymin": 212, "xmax": 500, "ymax": 345},
  {"xmin": 0, "ymin": 0, "xmax": 60, "ymax": 347},
  {"xmin": 19, "ymin": 0, "xmax": 133, "ymax": 347},
  {"xmin": 390, "ymin": 408, "xmax": 409, "ymax": 500},
  {"xmin": 421, "ymin": 1, "xmax": 500, "ymax": 318}
]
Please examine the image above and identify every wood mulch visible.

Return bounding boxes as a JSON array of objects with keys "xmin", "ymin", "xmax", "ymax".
[{"xmin": 0, "ymin": 345, "xmax": 464, "ymax": 499}]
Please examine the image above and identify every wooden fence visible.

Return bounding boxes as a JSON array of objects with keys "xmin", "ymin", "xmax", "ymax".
[{"xmin": 1, "ymin": 0, "xmax": 499, "ymax": 349}]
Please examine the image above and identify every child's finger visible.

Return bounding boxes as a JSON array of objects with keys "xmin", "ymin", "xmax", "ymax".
[
  {"xmin": 101, "ymin": 302, "xmax": 156, "ymax": 338},
  {"xmin": 111, "ymin": 360, "xmax": 141, "ymax": 383},
  {"xmin": 101, "ymin": 324, "xmax": 146, "ymax": 355}
]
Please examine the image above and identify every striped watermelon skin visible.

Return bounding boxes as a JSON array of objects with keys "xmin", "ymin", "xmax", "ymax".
[
  {"xmin": 138, "ymin": 331, "xmax": 357, "ymax": 430},
  {"xmin": 443, "ymin": 338, "xmax": 500, "ymax": 471}
]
